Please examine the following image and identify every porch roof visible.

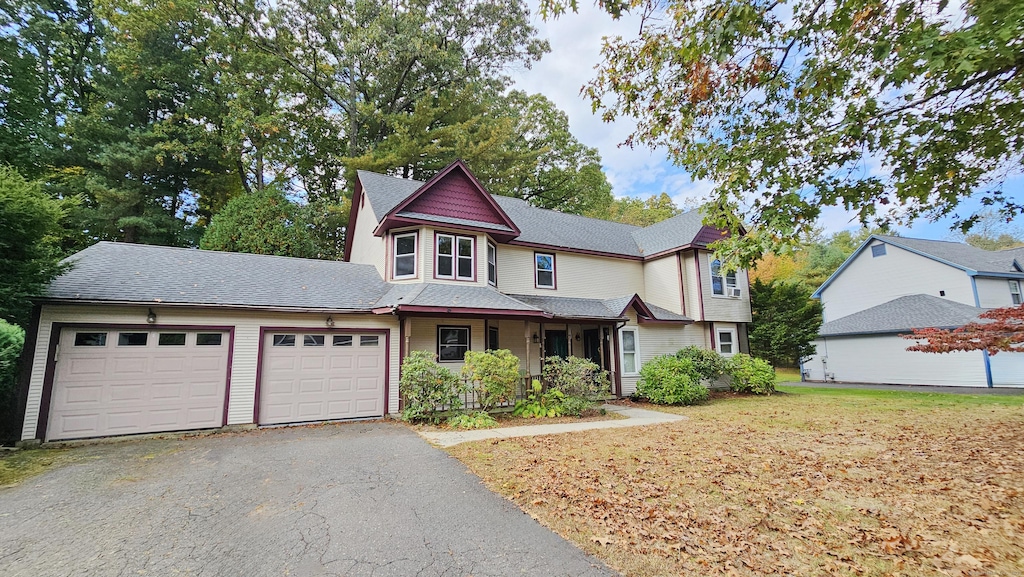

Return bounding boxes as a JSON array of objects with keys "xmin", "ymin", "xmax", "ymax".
[
  {"xmin": 372, "ymin": 283, "xmax": 549, "ymax": 317},
  {"xmin": 508, "ymin": 294, "xmax": 692, "ymax": 323}
]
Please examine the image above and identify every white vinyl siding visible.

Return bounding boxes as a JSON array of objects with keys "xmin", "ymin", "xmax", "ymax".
[
  {"xmin": 617, "ymin": 323, "xmax": 707, "ymax": 397},
  {"xmin": 975, "ymin": 277, "xmax": 1024, "ymax": 308},
  {"xmin": 21, "ymin": 304, "xmax": 400, "ymax": 441},
  {"xmin": 990, "ymin": 352, "xmax": 1024, "ymax": 387},
  {"xmin": 495, "ymin": 245, "xmax": 645, "ymax": 298},
  {"xmin": 346, "ymin": 200, "xmax": 386, "ymax": 276},
  {"xmin": 802, "ymin": 335, "xmax": 989, "ymax": 387},
  {"xmin": 643, "ymin": 254, "xmax": 683, "ymax": 314},
  {"xmin": 818, "ymin": 242, "xmax": 975, "ymax": 321},
  {"xmin": 696, "ymin": 251, "xmax": 752, "ymax": 323},
  {"xmin": 406, "ymin": 317, "xmax": 486, "ymax": 372}
]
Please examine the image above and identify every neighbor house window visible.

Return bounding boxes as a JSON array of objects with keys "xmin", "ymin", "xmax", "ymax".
[
  {"xmin": 717, "ymin": 328, "xmax": 738, "ymax": 356},
  {"xmin": 1011, "ymin": 280, "xmax": 1022, "ymax": 305},
  {"xmin": 619, "ymin": 327, "xmax": 639, "ymax": 375},
  {"xmin": 436, "ymin": 233, "xmax": 475, "ymax": 280},
  {"xmin": 438, "ymin": 326, "xmax": 470, "ymax": 361},
  {"xmin": 535, "ymin": 252, "xmax": 555, "ymax": 289},
  {"xmin": 709, "ymin": 257, "xmax": 737, "ymax": 296},
  {"xmin": 393, "ymin": 232, "xmax": 417, "ymax": 279},
  {"xmin": 487, "ymin": 242, "xmax": 497, "ymax": 286},
  {"xmin": 871, "ymin": 244, "xmax": 887, "ymax": 257}
]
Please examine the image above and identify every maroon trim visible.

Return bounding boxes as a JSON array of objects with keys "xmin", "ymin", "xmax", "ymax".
[
  {"xmin": 709, "ymin": 321, "xmax": 717, "ymax": 351},
  {"xmin": 391, "ymin": 230, "xmax": 420, "ymax": 280},
  {"xmin": 534, "ymin": 251, "xmax": 557, "ymax": 290},
  {"xmin": 36, "ymin": 322, "xmax": 235, "ymax": 442},
  {"xmin": 637, "ymin": 317, "xmax": 689, "ymax": 325},
  {"xmin": 15, "ymin": 305, "xmax": 42, "ymax": 440},
  {"xmin": 437, "ymin": 325, "xmax": 471, "ymax": 363},
  {"xmin": 375, "ymin": 215, "xmax": 518, "ymax": 242},
  {"xmin": 676, "ymin": 251, "xmax": 687, "ymax": 317},
  {"xmin": 222, "ymin": 329, "xmax": 236, "ymax": 427},
  {"xmin": 385, "ymin": 305, "xmax": 551, "ymax": 319},
  {"xmin": 385, "ymin": 160, "xmax": 520, "ymax": 234},
  {"xmin": 694, "ymin": 249, "xmax": 705, "ymax": 321},
  {"xmin": 432, "ymin": 231, "xmax": 477, "ymax": 282},
  {"xmin": 611, "ymin": 326, "xmax": 623, "ymax": 397},
  {"xmin": 343, "ymin": 178, "xmax": 364, "ymax": 262},
  {"xmin": 254, "ymin": 326, "xmax": 392, "ymax": 424},
  {"xmin": 510, "ymin": 239, "xmax": 644, "ymax": 261}
]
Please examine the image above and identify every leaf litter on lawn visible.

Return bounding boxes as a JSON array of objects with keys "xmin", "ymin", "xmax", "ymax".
[{"xmin": 448, "ymin": 391, "xmax": 1024, "ymax": 576}]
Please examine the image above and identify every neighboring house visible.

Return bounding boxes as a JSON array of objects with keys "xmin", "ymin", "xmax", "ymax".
[
  {"xmin": 803, "ymin": 235, "xmax": 1024, "ymax": 387},
  {"xmin": 17, "ymin": 160, "xmax": 752, "ymax": 443}
]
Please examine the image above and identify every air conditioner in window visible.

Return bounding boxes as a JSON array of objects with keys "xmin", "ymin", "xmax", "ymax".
[{"xmin": 729, "ymin": 287, "xmax": 742, "ymax": 298}]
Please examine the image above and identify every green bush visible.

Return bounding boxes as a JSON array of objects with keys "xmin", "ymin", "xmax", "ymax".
[
  {"xmin": 559, "ymin": 395, "xmax": 593, "ymax": 417},
  {"xmin": 542, "ymin": 355, "xmax": 610, "ymax": 399},
  {"xmin": 446, "ymin": 411, "xmax": 498, "ymax": 429},
  {"xmin": 0, "ymin": 319, "xmax": 25, "ymax": 444},
  {"xmin": 675, "ymin": 346, "xmax": 728, "ymax": 381},
  {"xmin": 513, "ymin": 379, "xmax": 565, "ymax": 418},
  {"xmin": 399, "ymin": 350, "xmax": 466, "ymax": 423},
  {"xmin": 636, "ymin": 355, "xmax": 710, "ymax": 405},
  {"xmin": 727, "ymin": 354, "xmax": 776, "ymax": 395},
  {"xmin": 461, "ymin": 349, "xmax": 521, "ymax": 410}
]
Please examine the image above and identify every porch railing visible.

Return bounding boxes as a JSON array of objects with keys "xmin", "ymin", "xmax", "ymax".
[{"xmin": 426, "ymin": 372, "xmax": 617, "ymax": 413}]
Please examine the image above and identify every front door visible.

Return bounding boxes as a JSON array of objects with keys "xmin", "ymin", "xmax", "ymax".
[
  {"xmin": 583, "ymin": 329, "xmax": 602, "ymax": 367},
  {"xmin": 544, "ymin": 330, "xmax": 568, "ymax": 359}
]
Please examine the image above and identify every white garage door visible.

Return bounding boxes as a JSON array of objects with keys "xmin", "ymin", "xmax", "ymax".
[
  {"xmin": 48, "ymin": 328, "xmax": 230, "ymax": 441},
  {"xmin": 259, "ymin": 332, "xmax": 385, "ymax": 425}
]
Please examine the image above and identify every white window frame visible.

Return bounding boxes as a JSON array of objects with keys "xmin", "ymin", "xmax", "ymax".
[
  {"xmin": 716, "ymin": 328, "xmax": 738, "ymax": 356},
  {"xmin": 1011, "ymin": 280, "xmax": 1022, "ymax": 305},
  {"xmin": 392, "ymin": 232, "xmax": 417, "ymax": 279},
  {"xmin": 535, "ymin": 252, "xmax": 555, "ymax": 289},
  {"xmin": 487, "ymin": 241, "xmax": 497, "ymax": 286},
  {"xmin": 709, "ymin": 257, "xmax": 738, "ymax": 297},
  {"xmin": 436, "ymin": 233, "xmax": 475, "ymax": 281},
  {"xmin": 619, "ymin": 327, "xmax": 640, "ymax": 375}
]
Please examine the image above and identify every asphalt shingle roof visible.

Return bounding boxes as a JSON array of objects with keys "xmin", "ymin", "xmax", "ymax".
[
  {"xmin": 876, "ymin": 236, "xmax": 1022, "ymax": 274},
  {"xmin": 376, "ymin": 284, "xmax": 541, "ymax": 312},
  {"xmin": 819, "ymin": 294, "xmax": 984, "ymax": 337},
  {"xmin": 508, "ymin": 294, "xmax": 692, "ymax": 322},
  {"xmin": 47, "ymin": 242, "xmax": 389, "ymax": 310},
  {"xmin": 357, "ymin": 169, "xmax": 717, "ymax": 258}
]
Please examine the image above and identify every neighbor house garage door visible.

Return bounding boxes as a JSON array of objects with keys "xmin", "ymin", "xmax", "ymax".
[
  {"xmin": 47, "ymin": 327, "xmax": 230, "ymax": 441},
  {"xmin": 258, "ymin": 331, "xmax": 385, "ymax": 425}
]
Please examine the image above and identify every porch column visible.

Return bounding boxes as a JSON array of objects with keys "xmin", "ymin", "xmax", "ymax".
[
  {"xmin": 524, "ymin": 321, "xmax": 531, "ymax": 379},
  {"xmin": 403, "ymin": 317, "xmax": 412, "ymax": 360}
]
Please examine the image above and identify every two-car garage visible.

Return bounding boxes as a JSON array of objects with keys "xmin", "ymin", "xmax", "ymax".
[{"xmin": 42, "ymin": 325, "xmax": 388, "ymax": 442}]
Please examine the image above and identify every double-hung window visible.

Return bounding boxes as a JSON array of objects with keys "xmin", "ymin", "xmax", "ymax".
[
  {"xmin": 535, "ymin": 252, "xmax": 555, "ymax": 289},
  {"xmin": 393, "ymin": 232, "xmax": 417, "ymax": 279},
  {"xmin": 487, "ymin": 242, "xmax": 497, "ymax": 286},
  {"xmin": 438, "ymin": 326, "xmax": 470, "ymax": 361},
  {"xmin": 619, "ymin": 327, "xmax": 639, "ymax": 375},
  {"xmin": 1011, "ymin": 280, "xmax": 1022, "ymax": 305},
  {"xmin": 436, "ymin": 234, "xmax": 475, "ymax": 280},
  {"xmin": 709, "ymin": 257, "xmax": 737, "ymax": 296},
  {"xmin": 717, "ymin": 328, "xmax": 737, "ymax": 356}
]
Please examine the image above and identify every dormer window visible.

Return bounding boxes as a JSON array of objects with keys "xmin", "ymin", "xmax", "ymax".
[
  {"xmin": 709, "ymin": 257, "xmax": 737, "ymax": 296},
  {"xmin": 393, "ymin": 232, "xmax": 417, "ymax": 279},
  {"xmin": 436, "ymin": 233, "xmax": 475, "ymax": 281}
]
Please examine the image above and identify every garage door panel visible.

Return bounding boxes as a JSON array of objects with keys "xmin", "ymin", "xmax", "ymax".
[
  {"xmin": 47, "ymin": 328, "xmax": 229, "ymax": 441},
  {"xmin": 259, "ymin": 331, "xmax": 386, "ymax": 425}
]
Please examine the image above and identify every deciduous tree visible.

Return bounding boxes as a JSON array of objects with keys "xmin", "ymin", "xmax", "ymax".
[{"xmin": 904, "ymin": 305, "xmax": 1024, "ymax": 355}]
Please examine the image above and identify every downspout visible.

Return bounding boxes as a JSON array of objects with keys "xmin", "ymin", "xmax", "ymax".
[{"xmin": 970, "ymin": 276, "xmax": 994, "ymax": 387}]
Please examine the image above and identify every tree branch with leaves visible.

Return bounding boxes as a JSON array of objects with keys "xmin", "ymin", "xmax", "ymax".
[{"xmin": 903, "ymin": 305, "xmax": 1024, "ymax": 355}]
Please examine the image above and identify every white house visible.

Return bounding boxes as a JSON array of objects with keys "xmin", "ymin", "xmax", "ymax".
[
  {"xmin": 803, "ymin": 235, "xmax": 1024, "ymax": 387},
  {"xmin": 17, "ymin": 160, "xmax": 753, "ymax": 443}
]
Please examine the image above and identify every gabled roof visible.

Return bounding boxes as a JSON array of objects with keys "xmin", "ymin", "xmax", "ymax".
[
  {"xmin": 819, "ymin": 294, "xmax": 985, "ymax": 337},
  {"xmin": 370, "ymin": 160, "xmax": 520, "ymax": 241},
  {"xmin": 46, "ymin": 242, "xmax": 389, "ymax": 311},
  {"xmin": 356, "ymin": 163, "xmax": 730, "ymax": 260},
  {"xmin": 813, "ymin": 234, "xmax": 1024, "ymax": 298}
]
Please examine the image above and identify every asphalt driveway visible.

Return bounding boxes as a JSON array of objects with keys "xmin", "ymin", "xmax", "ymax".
[{"xmin": 0, "ymin": 422, "xmax": 616, "ymax": 577}]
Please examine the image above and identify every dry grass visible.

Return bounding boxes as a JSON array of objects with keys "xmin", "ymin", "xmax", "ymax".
[
  {"xmin": 0, "ymin": 448, "xmax": 75, "ymax": 487},
  {"xmin": 448, "ymin": 387, "xmax": 1024, "ymax": 576},
  {"xmin": 411, "ymin": 408, "xmax": 626, "ymax": 432}
]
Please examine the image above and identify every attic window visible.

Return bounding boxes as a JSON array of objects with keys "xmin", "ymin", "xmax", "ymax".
[{"xmin": 871, "ymin": 244, "xmax": 886, "ymax": 257}]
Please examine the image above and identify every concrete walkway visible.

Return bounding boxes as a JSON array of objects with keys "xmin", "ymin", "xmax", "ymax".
[
  {"xmin": 418, "ymin": 403, "xmax": 686, "ymax": 447},
  {"xmin": 779, "ymin": 381, "xmax": 1024, "ymax": 395}
]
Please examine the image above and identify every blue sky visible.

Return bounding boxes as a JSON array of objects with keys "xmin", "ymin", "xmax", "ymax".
[{"xmin": 510, "ymin": 2, "xmax": 1022, "ymax": 241}]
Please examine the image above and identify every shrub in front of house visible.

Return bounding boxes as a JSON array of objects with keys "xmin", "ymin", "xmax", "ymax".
[
  {"xmin": 446, "ymin": 411, "xmax": 498, "ymax": 429},
  {"xmin": 399, "ymin": 350, "xmax": 466, "ymax": 422},
  {"xmin": 636, "ymin": 355, "xmax": 710, "ymax": 405},
  {"xmin": 542, "ymin": 355, "xmax": 610, "ymax": 415},
  {"xmin": 461, "ymin": 349, "xmax": 521, "ymax": 410},
  {"xmin": 675, "ymin": 346, "xmax": 729, "ymax": 382},
  {"xmin": 513, "ymin": 379, "xmax": 565, "ymax": 418},
  {"xmin": 727, "ymin": 354, "xmax": 776, "ymax": 395}
]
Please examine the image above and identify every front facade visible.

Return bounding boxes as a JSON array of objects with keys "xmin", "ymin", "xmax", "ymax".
[
  {"xmin": 18, "ymin": 160, "xmax": 752, "ymax": 443},
  {"xmin": 803, "ymin": 235, "xmax": 1024, "ymax": 387}
]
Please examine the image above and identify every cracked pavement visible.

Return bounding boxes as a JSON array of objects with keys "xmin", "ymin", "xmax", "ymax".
[{"xmin": 0, "ymin": 422, "xmax": 617, "ymax": 577}]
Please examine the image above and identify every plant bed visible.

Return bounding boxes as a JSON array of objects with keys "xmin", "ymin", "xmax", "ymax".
[{"xmin": 409, "ymin": 407, "xmax": 625, "ymax": 433}]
